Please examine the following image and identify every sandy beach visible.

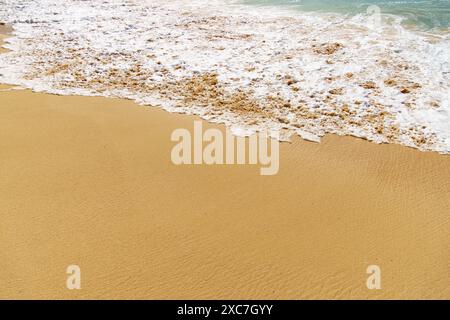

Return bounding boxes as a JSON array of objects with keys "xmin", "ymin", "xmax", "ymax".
[
  {"xmin": 1, "ymin": 40, "xmax": 450, "ymax": 299},
  {"xmin": 1, "ymin": 8, "xmax": 450, "ymax": 299}
]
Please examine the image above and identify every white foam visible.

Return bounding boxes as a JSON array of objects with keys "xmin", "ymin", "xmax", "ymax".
[{"xmin": 0, "ymin": 0, "xmax": 449, "ymax": 153}]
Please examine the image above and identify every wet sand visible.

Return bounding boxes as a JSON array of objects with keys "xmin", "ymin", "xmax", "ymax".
[
  {"xmin": 1, "ymin": 33, "xmax": 450, "ymax": 299},
  {"xmin": 0, "ymin": 25, "xmax": 12, "ymax": 55},
  {"xmin": 0, "ymin": 24, "xmax": 11, "ymax": 33}
]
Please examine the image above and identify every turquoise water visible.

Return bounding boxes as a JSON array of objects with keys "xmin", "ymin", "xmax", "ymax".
[{"xmin": 241, "ymin": 0, "xmax": 450, "ymax": 30}]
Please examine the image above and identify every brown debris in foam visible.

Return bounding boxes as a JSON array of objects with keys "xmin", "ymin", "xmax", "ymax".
[
  {"xmin": 45, "ymin": 64, "xmax": 69, "ymax": 76},
  {"xmin": 180, "ymin": 73, "xmax": 273, "ymax": 119},
  {"xmin": 400, "ymin": 82, "xmax": 421, "ymax": 94},
  {"xmin": 329, "ymin": 88, "xmax": 344, "ymax": 95},
  {"xmin": 360, "ymin": 81, "xmax": 377, "ymax": 90},
  {"xmin": 207, "ymin": 32, "xmax": 253, "ymax": 41},
  {"xmin": 29, "ymin": 53, "xmax": 437, "ymax": 152},
  {"xmin": 384, "ymin": 77, "xmax": 421, "ymax": 95},
  {"xmin": 313, "ymin": 43, "xmax": 343, "ymax": 55},
  {"xmin": 384, "ymin": 78, "xmax": 396, "ymax": 87},
  {"xmin": 429, "ymin": 101, "xmax": 440, "ymax": 108},
  {"xmin": 285, "ymin": 74, "xmax": 298, "ymax": 86},
  {"xmin": 400, "ymin": 87, "xmax": 411, "ymax": 94},
  {"xmin": 341, "ymin": 104, "xmax": 350, "ymax": 114}
]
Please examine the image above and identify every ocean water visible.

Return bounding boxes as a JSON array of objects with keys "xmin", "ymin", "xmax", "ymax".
[
  {"xmin": 0, "ymin": 0, "xmax": 449, "ymax": 153},
  {"xmin": 243, "ymin": 0, "xmax": 450, "ymax": 30}
]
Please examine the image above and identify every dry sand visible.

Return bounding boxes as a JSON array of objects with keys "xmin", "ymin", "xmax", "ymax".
[{"xmin": 1, "ymin": 32, "xmax": 450, "ymax": 299}]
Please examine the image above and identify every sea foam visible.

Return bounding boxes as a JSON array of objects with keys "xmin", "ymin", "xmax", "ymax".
[{"xmin": 0, "ymin": 0, "xmax": 449, "ymax": 152}]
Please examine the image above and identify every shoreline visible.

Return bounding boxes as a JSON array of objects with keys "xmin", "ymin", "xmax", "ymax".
[
  {"xmin": 0, "ymin": 25, "xmax": 447, "ymax": 158},
  {"xmin": 0, "ymin": 27, "xmax": 13, "ymax": 91},
  {"xmin": 1, "ymin": 0, "xmax": 449, "ymax": 154}
]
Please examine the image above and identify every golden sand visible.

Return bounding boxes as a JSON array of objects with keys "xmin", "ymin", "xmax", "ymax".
[
  {"xmin": 1, "ymin": 33, "xmax": 450, "ymax": 299},
  {"xmin": 1, "ymin": 88, "xmax": 450, "ymax": 299}
]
